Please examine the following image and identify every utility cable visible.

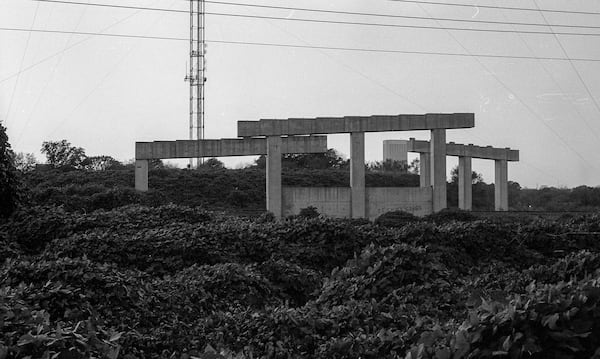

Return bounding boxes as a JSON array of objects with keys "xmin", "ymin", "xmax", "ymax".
[
  {"xmin": 415, "ymin": 3, "xmax": 597, "ymax": 170},
  {"xmin": 534, "ymin": 0, "xmax": 600, "ymax": 137},
  {"xmin": 252, "ymin": 8, "xmax": 427, "ymax": 112},
  {"xmin": 30, "ymin": 0, "xmax": 600, "ymax": 30},
  {"xmin": 4, "ymin": 2, "xmax": 40, "ymax": 126},
  {"xmin": 495, "ymin": 2, "xmax": 600, "ymax": 146},
  {"xmin": 2, "ymin": 27, "xmax": 600, "ymax": 63},
  {"xmin": 47, "ymin": 0, "xmax": 175, "ymax": 137},
  {"xmin": 388, "ymin": 0, "xmax": 600, "ymax": 16},
  {"xmin": 0, "ymin": 10, "xmax": 149, "ymax": 85},
  {"xmin": 15, "ymin": 0, "xmax": 91, "ymax": 145},
  {"xmin": 205, "ymin": 12, "xmax": 600, "ymax": 37}
]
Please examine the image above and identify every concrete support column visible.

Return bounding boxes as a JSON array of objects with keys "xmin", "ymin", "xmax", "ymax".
[
  {"xmin": 430, "ymin": 129, "xmax": 447, "ymax": 212},
  {"xmin": 494, "ymin": 159, "xmax": 509, "ymax": 211},
  {"xmin": 350, "ymin": 132, "xmax": 366, "ymax": 218},
  {"xmin": 419, "ymin": 153, "xmax": 431, "ymax": 188},
  {"xmin": 267, "ymin": 136, "xmax": 283, "ymax": 217},
  {"xmin": 458, "ymin": 156, "xmax": 472, "ymax": 210},
  {"xmin": 135, "ymin": 160, "xmax": 149, "ymax": 192}
]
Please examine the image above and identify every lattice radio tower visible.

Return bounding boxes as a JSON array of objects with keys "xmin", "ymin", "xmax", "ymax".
[{"xmin": 184, "ymin": 0, "xmax": 206, "ymax": 167}]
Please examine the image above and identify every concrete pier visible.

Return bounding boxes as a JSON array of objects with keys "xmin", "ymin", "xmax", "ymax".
[
  {"xmin": 495, "ymin": 159, "xmax": 508, "ymax": 211},
  {"xmin": 350, "ymin": 132, "xmax": 366, "ymax": 218},
  {"xmin": 430, "ymin": 129, "xmax": 447, "ymax": 212},
  {"xmin": 419, "ymin": 153, "xmax": 431, "ymax": 188},
  {"xmin": 134, "ymin": 136, "xmax": 327, "ymax": 198},
  {"xmin": 408, "ymin": 139, "xmax": 518, "ymax": 212},
  {"xmin": 135, "ymin": 160, "xmax": 149, "ymax": 192},
  {"xmin": 136, "ymin": 112, "xmax": 483, "ymax": 218},
  {"xmin": 267, "ymin": 136, "xmax": 283, "ymax": 217},
  {"xmin": 458, "ymin": 156, "xmax": 472, "ymax": 210}
]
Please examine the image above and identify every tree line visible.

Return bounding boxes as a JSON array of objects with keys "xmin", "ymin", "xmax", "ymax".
[{"xmin": 2, "ymin": 126, "xmax": 600, "ymax": 218}]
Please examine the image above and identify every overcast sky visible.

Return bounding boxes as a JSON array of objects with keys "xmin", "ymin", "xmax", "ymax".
[{"xmin": 1, "ymin": 0, "xmax": 600, "ymax": 188}]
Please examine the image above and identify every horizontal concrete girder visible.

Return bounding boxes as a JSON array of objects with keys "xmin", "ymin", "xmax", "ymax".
[
  {"xmin": 135, "ymin": 136, "xmax": 327, "ymax": 160},
  {"xmin": 407, "ymin": 138, "xmax": 519, "ymax": 161},
  {"xmin": 237, "ymin": 113, "xmax": 474, "ymax": 137}
]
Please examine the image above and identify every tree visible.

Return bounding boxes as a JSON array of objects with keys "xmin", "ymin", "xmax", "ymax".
[
  {"xmin": 449, "ymin": 166, "xmax": 484, "ymax": 184},
  {"xmin": 199, "ymin": 158, "xmax": 225, "ymax": 169},
  {"xmin": 367, "ymin": 159, "xmax": 408, "ymax": 173},
  {"xmin": 408, "ymin": 158, "xmax": 420, "ymax": 175},
  {"xmin": 254, "ymin": 155, "xmax": 266, "ymax": 169},
  {"xmin": 149, "ymin": 159, "xmax": 164, "ymax": 169},
  {"xmin": 282, "ymin": 149, "xmax": 348, "ymax": 169},
  {"xmin": 0, "ymin": 122, "xmax": 21, "ymax": 218},
  {"xmin": 83, "ymin": 155, "xmax": 123, "ymax": 171},
  {"xmin": 254, "ymin": 149, "xmax": 348, "ymax": 170},
  {"xmin": 41, "ymin": 140, "xmax": 87, "ymax": 169},
  {"xmin": 13, "ymin": 152, "xmax": 37, "ymax": 172}
]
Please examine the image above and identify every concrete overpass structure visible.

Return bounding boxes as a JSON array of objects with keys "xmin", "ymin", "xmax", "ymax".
[
  {"xmin": 135, "ymin": 112, "xmax": 519, "ymax": 218},
  {"xmin": 134, "ymin": 136, "xmax": 327, "ymax": 191},
  {"xmin": 237, "ymin": 113, "xmax": 474, "ymax": 217},
  {"xmin": 407, "ymin": 138, "xmax": 519, "ymax": 211}
]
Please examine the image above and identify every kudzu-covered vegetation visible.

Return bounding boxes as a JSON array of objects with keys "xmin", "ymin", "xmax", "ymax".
[
  {"xmin": 3, "ymin": 131, "xmax": 600, "ymax": 358},
  {"xmin": 2, "ymin": 203, "xmax": 600, "ymax": 358},
  {"xmin": 21, "ymin": 167, "xmax": 421, "ymax": 213}
]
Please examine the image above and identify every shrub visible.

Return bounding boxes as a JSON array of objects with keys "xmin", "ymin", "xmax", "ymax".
[
  {"xmin": 0, "ymin": 122, "xmax": 21, "ymax": 219},
  {"xmin": 425, "ymin": 208, "xmax": 476, "ymax": 223},
  {"xmin": 298, "ymin": 205, "xmax": 320, "ymax": 219},
  {"xmin": 375, "ymin": 210, "xmax": 420, "ymax": 227}
]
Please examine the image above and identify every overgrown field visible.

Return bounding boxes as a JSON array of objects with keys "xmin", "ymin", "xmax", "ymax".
[
  {"xmin": 22, "ymin": 168, "xmax": 419, "ymax": 213},
  {"xmin": 2, "ymin": 205, "xmax": 600, "ymax": 358}
]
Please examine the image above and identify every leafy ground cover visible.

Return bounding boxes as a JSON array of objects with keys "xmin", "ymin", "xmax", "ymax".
[
  {"xmin": 2, "ymin": 205, "xmax": 600, "ymax": 358},
  {"xmin": 22, "ymin": 168, "xmax": 419, "ymax": 214}
]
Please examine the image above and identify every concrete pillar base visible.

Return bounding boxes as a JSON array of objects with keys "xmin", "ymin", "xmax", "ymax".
[
  {"xmin": 135, "ymin": 160, "xmax": 149, "ymax": 192},
  {"xmin": 267, "ymin": 136, "xmax": 283, "ymax": 217},
  {"xmin": 495, "ymin": 159, "xmax": 508, "ymax": 211},
  {"xmin": 350, "ymin": 132, "xmax": 366, "ymax": 218},
  {"xmin": 458, "ymin": 156, "xmax": 472, "ymax": 210},
  {"xmin": 419, "ymin": 153, "xmax": 431, "ymax": 188},
  {"xmin": 430, "ymin": 129, "xmax": 447, "ymax": 212}
]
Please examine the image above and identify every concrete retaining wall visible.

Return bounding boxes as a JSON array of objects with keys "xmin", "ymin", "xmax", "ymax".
[
  {"xmin": 282, "ymin": 186, "xmax": 432, "ymax": 219},
  {"xmin": 366, "ymin": 187, "xmax": 432, "ymax": 218},
  {"xmin": 282, "ymin": 187, "xmax": 351, "ymax": 218}
]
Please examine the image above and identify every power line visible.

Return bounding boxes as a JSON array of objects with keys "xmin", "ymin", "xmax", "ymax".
[
  {"xmin": 30, "ymin": 0, "xmax": 600, "ymax": 31},
  {"xmin": 533, "ymin": 0, "xmax": 600, "ymax": 140},
  {"xmin": 388, "ymin": 0, "xmax": 600, "ymax": 16},
  {"xmin": 207, "ymin": 12, "xmax": 600, "ymax": 37},
  {"xmin": 3, "ymin": 27, "xmax": 600, "ymax": 64},
  {"xmin": 4, "ymin": 2, "xmax": 40, "ymax": 126},
  {"xmin": 254, "ymin": 10, "xmax": 427, "ymax": 112},
  {"xmin": 16, "ymin": 0, "xmax": 91, "ymax": 146},
  {"xmin": 496, "ymin": 1, "xmax": 600, "ymax": 147},
  {"xmin": 32, "ymin": 0, "xmax": 187, "ymax": 14},
  {"xmin": 414, "ymin": 3, "xmax": 597, "ymax": 170},
  {"xmin": 47, "ymin": 0, "xmax": 178, "ymax": 137},
  {"xmin": 0, "ymin": 9, "xmax": 150, "ymax": 85}
]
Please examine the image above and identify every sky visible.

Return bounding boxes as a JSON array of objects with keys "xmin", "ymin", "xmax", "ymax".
[{"xmin": 1, "ymin": 0, "xmax": 600, "ymax": 188}]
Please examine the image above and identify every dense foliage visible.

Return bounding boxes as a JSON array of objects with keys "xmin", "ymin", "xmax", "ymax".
[
  {"xmin": 2, "ymin": 203, "xmax": 600, "ymax": 358},
  {"xmin": 20, "ymin": 164, "xmax": 600, "ymax": 214},
  {"xmin": 0, "ymin": 122, "xmax": 21, "ymax": 219},
  {"xmin": 21, "ymin": 167, "xmax": 419, "ymax": 213}
]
